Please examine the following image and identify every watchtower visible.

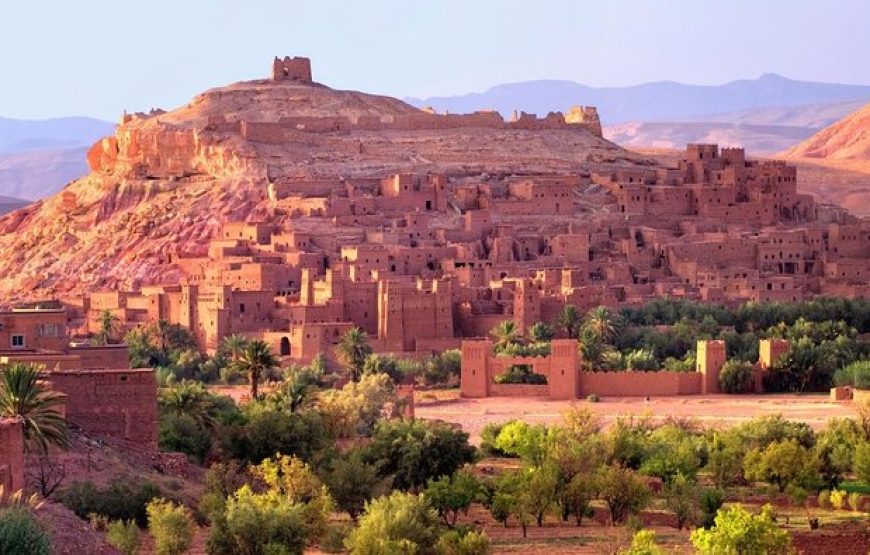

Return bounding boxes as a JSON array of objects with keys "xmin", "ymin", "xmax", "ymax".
[
  {"xmin": 272, "ymin": 56, "xmax": 312, "ymax": 83},
  {"xmin": 697, "ymin": 339, "xmax": 726, "ymax": 394}
]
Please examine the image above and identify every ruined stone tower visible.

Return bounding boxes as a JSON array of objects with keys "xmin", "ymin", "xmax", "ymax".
[{"xmin": 272, "ymin": 56, "xmax": 313, "ymax": 83}]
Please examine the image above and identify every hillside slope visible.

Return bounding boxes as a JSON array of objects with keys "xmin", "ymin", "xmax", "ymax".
[
  {"xmin": 0, "ymin": 146, "xmax": 89, "ymax": 199},
  {"xmin": 782, "ymin": 102, "xmax": 870, "ymax": 159}
]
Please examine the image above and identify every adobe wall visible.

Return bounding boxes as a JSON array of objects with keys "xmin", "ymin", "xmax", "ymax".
[
  {"xmin": 68, "ymin": 344, "xmax": 131, "ymax": 369},
  {"xmin": 489, "ymin": 383, "xmax": 550, "ymax": 396},
  {"xmin": 581, "ymin": 371, "xmax": 702, "ymax": 397},
  {"xmin": 47, "ymin": 369, "xmax": 158, "ymax": 448},
  {"xmin": 0, "ymin": 418, "xmax": 24, "ymax": 494}
]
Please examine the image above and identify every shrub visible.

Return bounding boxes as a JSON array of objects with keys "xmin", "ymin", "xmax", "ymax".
[
  {"xmin": 691, "ymin": 504, "xmax": 791, "ymax": 554},
  {"xmin": 829, "ymin": 489, "xmax": 847, "ymax": 510},
  {"xmin": 58, "ymin": 476, "xmax": 161, "ymax": 526},
  {"xmin": 159, "ymin": 412, "xmax": 212, "ymax": 463},
  {"xmin": 345, "ymin": 491, "xmax": 441, "ymax": 554},
  {"xmin": 212, "ymin": 486, "xmax": 308, "ymax": 555},
  {"xmin": 436, "ymin": 527, "xmax": 491, "ymax": 555},
  {"xmin": 848, "ymin": 492, "xmax": 864, "ymax": 512},
  {"xmin": 834, "ymin": 360, "xmax": 870, "ymax": 389},
  {"xmin": 854, "ymin": 442, "xmax": 870, "ymax": 484},
  {"xmin": 106, "ymin": 519, "xmax": 140, "ymax": 555},
  {"xmin": 586, "ymin": 393, "xmax": 600, "ymax": 403},
  {"xmin": 719, "ymin": 360, "xmax": 755, "ymax": 394},
  {"xmin": 479, "ymin": 422, "xmax": 511, "ymax": 457},
  {"xmin": 322, "ymin": 523, "xmax": 352, "ymax": 553},
  {"xmin": 596, "ymin": 465, "xmax": 651, "ymax": 525},
  {"xmin": 493, "ymin": 364, "xmax": 547, "ymax": 384},
  {"xmin": 146, "ymin": 498, "xmax": 195, "ymax": 555},
  {"xmin": 424, "ymin": 471, "xmax": 482, "ymax": 527},
  {"xmin": 817, "ymin": 490, "xmax": 831, "ymax": 509},
  {"xmin": 622, "ymin": 529, "xmax": 664, "ymax": 555},
  {"xmin": 0, "ymin": 507, "xmax": 51, "ymax": 555},
  {"xmin": 698, "ymin": 488, "xmax": 724, "ymax": 529}
]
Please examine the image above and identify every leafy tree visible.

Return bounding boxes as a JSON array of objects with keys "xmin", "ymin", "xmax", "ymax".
[
  {"xmin": 220, "ymin": 405, "xmax": 328, "ymax": 464},
  {"xmin": 639, "ymin": 425, "xmax": 701, "ymax": 482},
  {"xmin": 562, "ymin": 406, "xmax": 602, "ymax": 440},
  {"xmin": 364, "ymin": 419, "xmax": 476, "ymax": 491},
  {"xmin": 322, "ymin": 449, "xmax": 385, "ymax": 521},
  {"xmin": 422, "ymin": 350, "xmax": 462, "ymax": 386},
  {"xmin": 252, "ymin": 454, "xmax": 334, "ymax": 536},
  {"xmin": 159, "ymin": 380, "xmax": 221, "ymax": 429},
  {"xmin": 213, "ymin": 485, "xmax": 308, "ymax": 555},
  {"xmin": 596, "ymin": 465, "xmax": 651, "ymax": 525},
  {"xmin": 489, "ymin": 321, "xmax": 522, "ymax": 352},
  {"xmin": 337, "ymin": 327, "xmax": 373, "ymax": 381},
  {"xmin": 743, "ymin": 439, "xmax": 818, "ymax": 492},
  {"xmin": 424, "ymin": 471, "xmax": 482, "ymax": 527},
  {"xmin": 691, "ymin": 504, "xmax": 791, "ymax": 555},
  {"xmin": 0, "ymin": 363, "xmax": 69, "ymax": 452},
  {"xmin": 662, "ymin": 473, "xmax": 697, "ymax": 529},
  {"xmin": 146, "ymin": 498, "xmax": 195, "ymax": 555},
  {"xmin": 487, "ymin": 490, "xmax": 514, "ymax": 528},
  {"xmin": 362, "ymin": 354, "xmax": 405, "ymax": 383},
  {"xmin": 0, "ymin": 507, "xmax": 51, "ymax": 555},
  {"xmin": 345, "ymin": 491, "xmax": 441, "ymax": 555},
  {"xmin": 563, "ymin": 471, "xmax": 597, "ymax": 526},
  {"xmin": 493, "ymin": 421, "xmax": 549, "ymax": 467},
  {"xmin": 718, "ymin": 360, "xmax": 755, "ymax": 394},
  {"xmin": 229, "ymin": 339, "xmax": 279, "ymax": 400},
  {"xmin": 555, "ymin": 304, "xmax": 583, "ymax": 339},
  {"xmin": 624, "ymin": 349, "xmax": 658, "ymax": 371},
  {"xmin": 528, "ymin": 322, "xmax": 555, "ymax": 342},
  {"xmin": 697, "ymin": 488, "xmax": 724, "ymax": 529},
  {"xmin": 705, "ymin": 432, "xmax": 744, "ymax": 488},
  {"xmin": 158, "ymin": 412, "xmax": 212, "ymax": 463},
  {"xmin": 522, "ymin": 465, "xmax": 560, "ymax": 527},
  {"xmin": 317, "ymin": 372, "xmax": 394, "ymax": 438}
]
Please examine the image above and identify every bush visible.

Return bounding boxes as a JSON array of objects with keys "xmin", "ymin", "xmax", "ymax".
[
  {"xmin": 0, "ymin": 507, "xmax": 51, "ymax": 555},
  {"xmin": 698, "ymin": 488, "xmax": 724, "ymax": 529},
  {"xmin": 493, "ymin": 364, "xmax": 547, "ymax": 384},
  {"xmin": 691, "ymin": 504, "xmax": 791, "ymax": 554},
  {"xmin": 833, "ymin": 360, "xmax": 870, "ymax": 389},
  {"xmin": 146, "ymin": 498, "xmax": 195, "ymax": 555},
  {"xmin": 596, "ymin": 466, "xmax": 651, "ymax": 524},
  {"xmin": 479, "ymin": 422, "xmax": 511, "ymax": 457},
  {"xmin": 58, "ymin": 476, "xmax": 161, "ymax": 526},
  {"xmin": 830, "ymin": 489, "xmax": 847, "ymax": 510},
  {"xmin": 622, "ymin": 529, "xmax": 664, "ymax": 555},
  {"xmin": 848, "ymin": 492, "xmax": 864, "ymax": 512},
  {"xmin": 106, "ymin": 519, "xmax": 140, "ymax": 555},
  {"xmin": 345, "ymin": 491, "xmax": 441, "ymax": 554},
  {"xmin": 220, "ymin": 406, "xmax": 329, "ymax": 464},
  {"xmin": 159, "ymin": 412, "xmax": 212, "ymax": 463},
  {"xmin": 817, "ymin": 490, "xmax": 831, "ymax": 509},
  {"xmin": 436, "ymin": 527, "xmax": 491, "ymax": 555},
  {"xmin": 322, "ymin": 523, "xmax": 352, "ymax": 553},
  {"xmin": 719, "ymin": 360, "xmax": 755, "ymax": 394}
]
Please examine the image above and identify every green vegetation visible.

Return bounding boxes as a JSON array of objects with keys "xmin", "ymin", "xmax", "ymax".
[
  {"xmin": 58, "ymin": 476, "xmax": 162, "ymax": 526},
  {"xmin": 0, "ymin": 362, "xmax": 70, "ymax": 452},
  {"xmin": 0, "ymin": 507, "xmax": 50, "ymax": 555},
  {"xmin": 146, "ymin": 498, "xmax": 196, "ymax": 555}
]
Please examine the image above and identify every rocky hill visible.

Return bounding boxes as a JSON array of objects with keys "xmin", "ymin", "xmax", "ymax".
[
  {"xmin": 782, "ymin": 102, "xmax": 870, "ymax": 159},
  {"xmin": 0, "ymin": 71, "xmax": 638, "ymax": 301}
]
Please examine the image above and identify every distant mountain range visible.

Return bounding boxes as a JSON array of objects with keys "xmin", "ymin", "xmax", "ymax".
[
  {"xmin": 0, "ymin": 116, "xmax": 114, "ymax": 201},
  {"xmin": 407, "ymin": 74, "xmax": 870, "ymax": 124}
]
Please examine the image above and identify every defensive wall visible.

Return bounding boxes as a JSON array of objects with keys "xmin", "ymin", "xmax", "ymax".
[{"xmin": 0, "ymin": 418, "xmax": 24, "ymax": 494}]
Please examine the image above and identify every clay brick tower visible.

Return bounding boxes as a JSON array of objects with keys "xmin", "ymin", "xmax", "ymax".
[
  {"xmin": 272, "ymin": 56, "xmax": 313, "ymax": 83},
  {"xmin": 0, "ymin": 418, "xmax": 25, "ymax": 493},
  {"xmin": 513, "ymin": 279, "xmax": 541, "ymax": 335},
  {"xmin": 697, "ymin": 340, "xmax": 726, "ymax": 394}
]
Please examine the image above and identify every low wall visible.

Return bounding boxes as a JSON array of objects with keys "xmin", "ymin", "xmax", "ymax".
[
  {"xmin": 48, "ymin": 369, "xmax": 158, "ymax": 448},
  {"xmin": 489, "ymin": 383, "xmax": 550, "ymax": 397},
  {"xmin": 69, "ymin": 344, "xmax": 131, "ymax": 369},
  {"xmin": 0, "ymin": 418, "xmax": 24, "ymax": 493},
  {"xmin": 582, "ymin": 370, "xmax": 702, "ymax": 397}
]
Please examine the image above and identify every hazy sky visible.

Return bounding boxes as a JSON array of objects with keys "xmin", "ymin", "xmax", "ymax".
[{"xmin": 3, "ymin": 0, "xmax": 870, "ymax": 120}]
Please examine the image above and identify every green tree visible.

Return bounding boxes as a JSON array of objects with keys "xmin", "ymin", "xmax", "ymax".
[
  {"xmin": 158, "ymin": 380, "xmax": 220, "ymax": 429},
  {"xmin": 220, "ymin": 333, "xmax": 249, "ymax": 362},
  {"xmin": 584, "ymin": 306, "xmax": 618, "ymax": 344},
  {"xmin": 662, "ymin": 473, "xmax": 697, "ymax": 530},
  {"xmin": 229, "ymin": 339, "xmax": 279, "ymax": 400},
  {"xmin": 337, "ymin": 327, "xmax": 374, "ymax": 381},
  {"xmin": 0, "ymin": 363, "xmax": 69, "ymax": 452},
  {"xmin": 364, "ymin": 419, "xmax": 477, "ymax": 491},
  {"xmin": 489, "ymin": 321, "xmax": 522, "ymax": 352},
  {"xmin": 620, "ymin": 530, "xmax": 665, "ymax": 555},
  {"xmin": 97, "ymin": 309, "xmax": 121, "ymax": 345},
  {"xmin": 345, "ymin": 491, "xmax": 441, "ymax": 555},
  {"xmin": 718, "ymin": 360, "xmax": 756, "ymax": 394},
  {"xmin": 317, "ymin": 372, "xmax": 394, "ymax": 438},
  {"xmin": 555, "ymin": 305, "xmax": 583, "ymax": 339},
  {"xmin": 214, "ymin": 486, "xmax": 308, "ymax": 555},
  {"xmin": 527, "ymin": 322, "xmax": 555, "ymax": 342},
  {"xmin": 435, "ymin": 528, "xmax": 491, "ymax": 555},
  {"xmin": 252, "ymin": 454, "xmax": 334, "ymax": 536},
  {"xmin": 563, "ymin": 471, "xmax": 597, "ymax": 526},
  {"xmin": 624, "ymin": 349, "xmax": 658, "ymax": 371},
  {"xmin": 743, "ymin": 439, "xmax": 817, "ymax": 492},
  {"xmin": 424, "ymin": 471, "xmax": 482, "ymax": 527},
  {"xmin": 146, "ymin": 498, "xmax": 195, "ymax": 555},
  {"xmin": 596, "ymin": 465, "xmax": 651, "ymax": 525},
  {"xmin": 691, "ymin": 504, "xmax": 791, "ymax": 554},
  {"xmin": 853, "ymin": 441, "xmax": 870, "ymax": 484},
  {"xmin": 493, "ymin": 421, "xmax": 549, "ymax": 467},
  {"xmin": 697, "ymin": 488, "xmax": 724, "ymax": 529},
  {"xmin": 323, "ymin": 449, "xmax": 385, "ymax": 521}
]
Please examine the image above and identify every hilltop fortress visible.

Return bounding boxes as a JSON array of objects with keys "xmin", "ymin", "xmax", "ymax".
[{"xmin": 0, "ymin": 57, "xmax": 865, "ymax": 365}]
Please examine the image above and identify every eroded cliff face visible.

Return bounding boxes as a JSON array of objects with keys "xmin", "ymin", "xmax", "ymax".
[{"xmin": 0, "ymin": 79, "xmax": 634, "ymax": 302}]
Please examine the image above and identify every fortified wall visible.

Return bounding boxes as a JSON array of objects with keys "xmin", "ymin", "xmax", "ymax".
[
  {"xmin": 460, "ymin": 338, "xmax": 779, "ymax": 399},
  {"xmin": 47, "ymin": 369, "xmax": 158, "ymax": 448},
  {"xmin": 0, "ymin": 418, "xmax": 24, "ymax": 493}
]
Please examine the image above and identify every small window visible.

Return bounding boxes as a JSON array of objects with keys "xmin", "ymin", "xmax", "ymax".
[{"xmin": 11, "ymin": 334, "xmax": 25, "ymax": 348}]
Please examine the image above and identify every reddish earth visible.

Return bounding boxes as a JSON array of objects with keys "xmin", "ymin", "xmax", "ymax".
[
  {"xmin": 783, "ymin": 102, "xmax": 870, "ymax": 160},
  {"xmin": 415, "ymin": 394, "xmax": 855, "ymax": 443}
]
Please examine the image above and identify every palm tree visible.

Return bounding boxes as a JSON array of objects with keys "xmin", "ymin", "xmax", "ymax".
[
  {"xmin": 229, "ymin": 340, "xmax": 278, "ymax": 400},
  {"xmin": 97, "ymin": 310, "xmax": 120, "ymax": 345},
  {"xmin": 158, "ymin": 381, "xmax": 217, "ymax": 429},
  {"xmin": 527, "ymin": 322, "xmax": 555, "ymax": 342},
  {"xmin": 555, "ymin": 305, "xmax": 582, "ymax": 339},
  {"xmin": 0, "ymin": 363, "xmax": 69, "ymax": 453},
  {"xmin": 583, "ymin": 306, "xmax": 617, "ymax": 344},
  {"xmin": 490, "ymin": 321, "xmax": 521, "ymax": 352},
  {"xmin": 337, "ymin": 327, "xmax": 373, "ymax": 381},
  {"xmin": 221, "ymin": 333, "xmax": 249, "ymax": 362}
]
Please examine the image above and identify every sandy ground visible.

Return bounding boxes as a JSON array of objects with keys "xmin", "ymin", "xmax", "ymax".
[{"xmin": 415, "ymin": 394, "xmax": 855, "ymax": 443}]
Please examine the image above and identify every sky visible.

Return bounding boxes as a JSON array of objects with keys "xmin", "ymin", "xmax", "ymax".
[{"xmin": 3, "ymin": 0, "xmax": 870, "ymax": 120}]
